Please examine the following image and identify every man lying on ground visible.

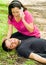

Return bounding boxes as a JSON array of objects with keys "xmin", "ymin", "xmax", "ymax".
[{"xmin": 2, "ymin": 37, "xmax": 46, "ymax": 64}]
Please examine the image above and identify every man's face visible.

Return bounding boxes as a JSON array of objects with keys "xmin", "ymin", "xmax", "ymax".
[{"xmin": 5, "ymin": 38, "xmax": 19, "ymax": 49}]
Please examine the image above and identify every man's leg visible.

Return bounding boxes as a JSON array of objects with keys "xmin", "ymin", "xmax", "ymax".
[{"xmin": 29, "ymin": 52, "xmax": 46, "ymax": 64}]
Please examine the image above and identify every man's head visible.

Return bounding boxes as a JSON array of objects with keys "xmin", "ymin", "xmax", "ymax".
[{"xmin": 2, "ymin": 38, "xmax": 20, "ymax": 52}]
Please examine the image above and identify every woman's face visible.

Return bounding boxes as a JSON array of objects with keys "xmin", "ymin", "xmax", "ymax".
[
  {"xmin": 5, "ymin": 38, "xmax": 19, "ymax": 49},
  {"xmin": 11, "ymin": 7, "xmax": 20, "ymax": 17}
]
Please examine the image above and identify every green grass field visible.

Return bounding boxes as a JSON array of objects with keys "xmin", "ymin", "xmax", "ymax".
[{"xmin": 0, "ymin": 1, "xmax": 36, "ymax": 65}]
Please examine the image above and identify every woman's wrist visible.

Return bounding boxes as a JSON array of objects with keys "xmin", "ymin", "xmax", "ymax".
[
  {"xmin": 22, "ymin": 18, "xmax": 25, "ymax": 22},
  {"xmin": 6, "ymin": 36, "xmax": 10, "ymax": 39}
]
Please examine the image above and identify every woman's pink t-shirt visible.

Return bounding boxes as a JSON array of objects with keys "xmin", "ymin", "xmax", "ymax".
[{"xmin": 8, "ymin": 10, "xmax": 40, "ymax": 38}]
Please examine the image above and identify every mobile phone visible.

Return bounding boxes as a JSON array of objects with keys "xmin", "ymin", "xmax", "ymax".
[{"xmin": 20, "ymin": 7, "xmax": 23, "ymax": 17}]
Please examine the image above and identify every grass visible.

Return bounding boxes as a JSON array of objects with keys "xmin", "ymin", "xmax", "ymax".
[
  {"xmin": 0, "ymin": 2, "xmax": 17, "ymax": 65},
  {"xmin": 0, "ymin": 1, "xmax": 36, "ymax": 65}
]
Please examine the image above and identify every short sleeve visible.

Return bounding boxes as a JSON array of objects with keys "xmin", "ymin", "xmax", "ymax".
[
  {"xmin": 8, "ymin": 16, "xmax": 12, "ymax": 24},
  {"xmin": 24, "ymin": 10, "xmax": 34, "ymax": 23},
  {"xmin": 17, "ymin": 47, "xmax": 31, "ymax": 58}
]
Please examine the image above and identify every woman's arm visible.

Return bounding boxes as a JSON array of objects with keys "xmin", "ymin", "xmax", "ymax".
[
  {"xmin": 2, "ymin": 24, "xmax": 13, "ymax": 42},
  {"xmin": 29, "ymin": 52, "xmax": 46, "ymax": 64},
  {"xmin": 21, "ymin": 11, "xmax": 34, "ymax": 33},
  {"xmin": 22, "ymin": 19, "xmax": 34, "ymax": 33},
  {"xmin": 6, "ymin": 24, "xmax": 13, "ymax": 39}
]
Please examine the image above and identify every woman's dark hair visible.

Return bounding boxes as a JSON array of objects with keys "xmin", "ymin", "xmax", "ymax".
[
  {"xmin": 2, "ymin": 40, "xmax": 12, "ymax": 52},
  {"xmin": 8, "ymin": 0, "xmax": 27, "ymax": 20}
]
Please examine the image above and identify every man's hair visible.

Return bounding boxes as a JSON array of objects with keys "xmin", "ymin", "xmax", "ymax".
[{"xmin": 2, "ymin": 40, "xmax": 12, "ymax": 52}]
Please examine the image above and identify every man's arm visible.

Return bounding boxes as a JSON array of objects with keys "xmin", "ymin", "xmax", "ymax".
[{"xmin": 29, "ymin": 52, "xmax": 46, "ymax": 64}]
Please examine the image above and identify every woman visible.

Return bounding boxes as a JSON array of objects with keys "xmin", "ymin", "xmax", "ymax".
[
  {"xmin": 3, "ymin": 0, "xmax": 40, "ymax": 40},
  {"xmin": 2, "ymin": 38, "xmax": 46, "ymax": 64}
]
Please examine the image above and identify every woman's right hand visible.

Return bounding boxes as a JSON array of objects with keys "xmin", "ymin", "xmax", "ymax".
[
  {"xmin": 2, "ymin": 21, "xmax": 13, "ymax": 42},
  {"xmin": 2, "ymin": 24, "xmax": 13, "ymax": 41},
  {"xmin": 2, "ymin": 37, "xmax": 9, "ymax": 42}
]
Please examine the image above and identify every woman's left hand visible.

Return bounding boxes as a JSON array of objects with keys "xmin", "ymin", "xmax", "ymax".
[{"xmin": 20, "ymin": 12, "xmax": 25, "ymax": 20}]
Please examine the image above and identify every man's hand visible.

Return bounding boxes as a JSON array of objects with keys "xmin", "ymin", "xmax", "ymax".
[{"xmin": 29, "ymin": 52, "xmax": 46, "ymax": 64}]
